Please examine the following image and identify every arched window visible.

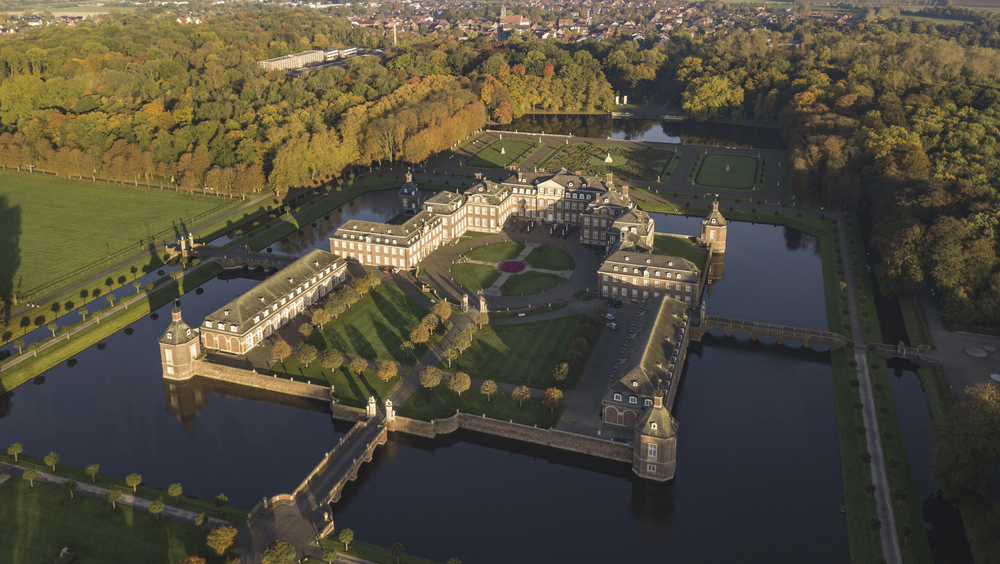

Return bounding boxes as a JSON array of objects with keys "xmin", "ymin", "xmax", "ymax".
[{"xmin": 613, "ymin": 393, "xmax": 622, "ymax": 402}]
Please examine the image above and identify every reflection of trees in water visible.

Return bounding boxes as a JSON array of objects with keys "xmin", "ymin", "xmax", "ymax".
[
  {"xmin": 922, "ymin": 490, "xmax": 974, "ymax": 563},
  {"xmin": 783, "ymin": 226, "xmax": 820, "ymax": 256},
  {"xmin": 0, "ymin": 390, "xmax": 12, "ymax": 419}
]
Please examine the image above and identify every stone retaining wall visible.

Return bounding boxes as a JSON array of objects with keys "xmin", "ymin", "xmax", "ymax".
[
  {"xmin": 392, "ymin": 413, "xmax": 631, "ymax": 462},
  {"xmin": 192, "ymin": 360, "xmax": 330, "ymax": 401}
]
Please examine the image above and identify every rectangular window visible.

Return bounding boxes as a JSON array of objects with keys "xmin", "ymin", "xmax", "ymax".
[
  {"xmin": 643, "ymin": 291, "xmax": 648, "ymax": 299},
  {"xmin": 654, "ymin": 292, "xmax": 660, "ymax": 297},
  {"xmin": 686, "ymin": 285, "xmax": 692, "ymax": 292},
  {"xmin": 654, "ymin": 281, "xmax": 659, "ymax": 288},
  {"xmin": 648, "ymin": 444, "xmax": 657, "ymax": 460},
  {"xmin": 166, "ymin": 365, "xmax": 174, "ymax": 375},
  {"xmin": 601, "ymin": 232, "xmax": 606, "ymax": 240},
  {"xmin": 633, "ymin": 289, "xmax": 639, "ymax": 297},
  {"xmin": 601, "ymin": 219, "xmax": 607, "ymax": 228},
  {"xmin": 603, "ymin": 285, "xmax": 608, "ymax": 293},
  {"xmin": 584, "ymin": 217, "xmax": 590, "ymax": 226},
  {"xmin": 612, "ymin": 286, "xmax": 618, "ymax": 295},
  {"xmin": 164, "ymin": 349, "xmax": 173, "ymax": 362},
  {"xmin": 584, "ymin": 229, "xmax": 590, "ymax": 238},
  {"xmin": 647, "ymin": 464, "xmax": 656, "ymax": 472},
  {"xmin": 603, "ymin": 274, "xmax": 608, "ymax": 281}
]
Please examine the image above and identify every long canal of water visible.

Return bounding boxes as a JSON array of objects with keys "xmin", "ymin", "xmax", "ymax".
[{"xmin": 0, "ymin": 119, "xmax": 964, "ymax": 562}]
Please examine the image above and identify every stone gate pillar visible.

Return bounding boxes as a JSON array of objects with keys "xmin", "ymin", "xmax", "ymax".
[{"xmin": 366, "ymin": 396, "xmax": 377, "ymax": 418}]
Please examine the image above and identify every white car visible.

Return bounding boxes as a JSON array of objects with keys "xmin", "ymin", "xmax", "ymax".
[
  {"xmin": 604, "ymin": 313, "xmax": 614, "ymax": 320},
  {"xmin": 607, "ymin": 322, "xmax": 618, "ymax": 330}
]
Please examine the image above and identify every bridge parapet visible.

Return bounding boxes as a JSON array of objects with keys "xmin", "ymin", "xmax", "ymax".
[{"xmin": 699, "ymin": 316, "xmax": 849, "ymax": 349}]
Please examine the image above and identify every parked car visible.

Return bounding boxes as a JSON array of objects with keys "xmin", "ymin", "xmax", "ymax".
[
  {"xmin": 391, "ymin": 267, "xmax": 400, "ymax": 274},
  {"xmin": 614, "ymin": 300, "xmax": 622, "ymax": 308},
  {"xmin": 604, "ymin": 313, "xmax": 614, "ymax": 320},
  {"xmin": 607, "ymin": 322, "xmax": 618, "ymax": 330},
  {"xmin": 606, "ymin": 299, "xmax": 614, "ymax": 308}
]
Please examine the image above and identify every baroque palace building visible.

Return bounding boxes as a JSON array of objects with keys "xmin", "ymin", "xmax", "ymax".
[{"xmin": 329, "ymin": 169, "xmax": 655, "ymax": 270}]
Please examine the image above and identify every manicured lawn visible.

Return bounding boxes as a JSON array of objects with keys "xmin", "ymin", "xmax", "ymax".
[
  {"xmin": 465, "ymin": 139, "xmax": 537, "ymax": 168},
  {"xmin": 524, "ymin": 244, "xmax": 575, "ymax": 270},
  {"xmin": 653, "ymin": 235, "xmax": 709, "ymax": 267},
  {"xmin": 537, "ymin": 144, "xmax": 675, "ymax": 181},
  {"xmin": 0, "ymin": 477, "xmax": 222, "ymax": 564},
  {"xmin": 0, "ymin": 171, "xmax": 234, "ymax": 298},
  {"xmin": 465, "ymin": 242, "xmax": 525, "ymax": 262},
  {"xmin": 500, "ymin": 271, "xmax": 566, "ymax": 295},
  {"xmin": 446, "ymin": 315, "xmax": 584, "ymax": 387},
  {"xmin": 269, "ymin": 361, "xmax": 398, "ymax": 408},
  {"xmin": 310, "ymin": 285, "xmax": 429, "ymax": 365},
  {"xmin": 451, "ymin": 264, "xmax": 500, "ymax": 293},
  {"xmin": 315, "ymin": 538, "xmax": 442, "ymax": 564},
  {"xmin": 398, "ymin": 386, "xmax": 562, "ymax": 428},
  {"xmin": 693, "ymin": 154, "xmax": 758, "ymax": 189}
]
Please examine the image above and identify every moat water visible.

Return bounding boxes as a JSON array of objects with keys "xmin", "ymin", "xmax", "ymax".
[{"xmin": 0, "ymin": 162, "xmax": 963, "ymax": 560}]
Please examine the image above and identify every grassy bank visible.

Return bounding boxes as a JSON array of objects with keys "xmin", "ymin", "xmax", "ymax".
[
  {"xmin": 398, "ymin": 385, "xmax": 562, "ymax": 428},
  {"xmin": 0, "ymin": 262, "xmax": 222, "ymax": 393},
  {"xmin": 0, "ymin": 452, "xmax": 248, "ymax": 522},
  {"xmin": 313, "ymin": 538, "xmax": 443, "ymax": 564}
]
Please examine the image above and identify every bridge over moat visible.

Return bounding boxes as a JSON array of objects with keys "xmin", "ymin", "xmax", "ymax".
[{"xmin": 693, "ymin": 315, "xmax": 850, "ymax": 350}]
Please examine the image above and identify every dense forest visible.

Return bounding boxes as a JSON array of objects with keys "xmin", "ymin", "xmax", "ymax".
[{"xmin": 663, "ymin": 6, "xmax": 1000, "ymax": 329}]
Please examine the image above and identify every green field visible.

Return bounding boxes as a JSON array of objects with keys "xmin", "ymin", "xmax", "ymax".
[
  {"xmin": 314, "ymin": 538, "xmax": 443, "ymax": 564},
  {"xmin": 446, "ymin": 315, "xmax": 584, "ymax": 387},
  {"xmin": 452, "ymin": 264, "xmax": 500, "ymax": 292},
  {"xmin": 524, "ymin": 244, "xmax": 575, "ymax": 270},
  {"xmin": 398, "ymin": 385, "xmax": 562, "ymax": 428},
  {"xmin": 537, "ymin": 144, "xmax": 675, "ymax": 181},
  {"xmin": 465, "ymin": 242, "xmax": 525, "ymax": 262},
  {"xmin": 500, "ymin": 271, "xmax": 566, "ymax": 296},
  {"xmin": 0, "ymin": 476, "xmax": 223, "ymax": 564},
  {"xmin": 0, "ymin": 171, "xmax": 233, "ymax": 298},
  {"xmin": 269, "ymin": 362, "xmax": 398, "ymax": 408},
  {"xmin": 309, "ymin": 285, "xmax": 429, "ymax": 364},
  {"xmin": 653, "ymin": 235, "xmax": 709, "ymax": 267},
  {"xmin": 693, "ymin": 154, "xmax": 759, "ymax": 189},
  {"xmin": 465, "ymin": 139, "xmax": 538, "ymax": 169}
]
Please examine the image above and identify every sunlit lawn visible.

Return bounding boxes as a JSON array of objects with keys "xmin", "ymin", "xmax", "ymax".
[
  {"xmin": 524, "ymin": 244, "xmax": 575, "ymax": 270},
  {"xmin": 269, "ymin": 361, "xmax": 399, "ymax": 408},
  {"xmin": 444, "ymin": 315, "xmax": 584, "ymax": 387},
  {"xmin": 0, "ymin": 478, "xmax": 219, "ymax": 564},
  {"xmin": 465, "ymin": 139, "xmax": 536, "ymax": 168},
  {"xmin": 465, "ymin": 242, "xmax": 525, "ymax": 262},
  {"xmin": 309, "ymin": 285, "xmax": 429, "ymax": 365},
  {"xmin": 398, "ymin": 386, "xmax": 562, "ymax": 428},
  {"xmin": 694, "ymin": 154, "xmax": 758, "ymax": 189},
  {"xmin": 451, "ymin": 264, "xmax": 500, "ymax": 292},
  {"xmin": 499, "ymin": 271, "xmax": 566, "ymax": 295}
]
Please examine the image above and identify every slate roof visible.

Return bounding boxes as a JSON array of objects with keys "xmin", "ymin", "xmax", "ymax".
[
  {"xmin": 203, "ymin": 249, "xmax": 340, "ymax": 335},
  {"xmin": 704, "ymin": 200, "xmax": 728, "ymax": 227},
  {"xmin": 158, "ymin": 303, "xmax": 198, "ymax": 345},
  {"xmin": 607, "ymin": 296, "xmax": 689, "ymax": 401},
  {"xmin": 636, "ymin": 396, "xmax": 679, "ymax": 439},
  {"xmin": 598, "ymin": 250, "xmax": 699, "ymax": 279}
]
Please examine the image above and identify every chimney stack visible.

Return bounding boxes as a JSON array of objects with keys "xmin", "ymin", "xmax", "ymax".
[
  {"xmin": 622, "ymin": 185, "xmax": 629, "ymax": 198},
  {"xmin": 606, "ymin": 172, "xmax": 613, "ymax": 187},
  {"xmin": 653, "ymin": 391, "xmax": 663, "ymax": 408},
  {"xmin": 518, "ymin": 170, "xmax": 524, "ymax": 182}
]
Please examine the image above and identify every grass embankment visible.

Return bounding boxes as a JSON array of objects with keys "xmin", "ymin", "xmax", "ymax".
[
  {"xmin": 464, "ymin": 242, "xmax": 525, "ymax": 262},
  {"xmin": 312, "ymin": 538, "xmax": 442, "ymax": 564},
  {"xmin": 0, "ymin": 476, "xmax": 221, "ymax": 564},
  {"xmin": 0, "ymin": 262, "xmax": 223, "ymax": 393},
  {"xmin": 307, "ymin": 285, "xmax": 431, "ymax": 366},
  {"xmin": 524, "ymin": 244, "xmax": 575, "ymax": 270},
  {"xmin": 652, "ymin": 235, "xmax": 709, "ymax": 266},
  {"xmin": 0, "ymin": 452, "xmax": 248, "ymax": 523},
  {"xmin": 269, "ymin": 362, "xmax": 398, "ymax": 409},
  {"xmin": 0, "ymin": 170, "xmax": 234, "ymax": 299},
  {"xmin": 398, "ymin": 385, "xmax": 563, "ymax": 428},
  {"xmin": 444, "ymin": 315, "xmax": 585, "ymax": 388},
  {"xmin": 451, "ymin": 264, "xmax": 500, "ymax": 292},
  {"xmin": 499, "ymin": 271, "xmax": 566, "ymax": 295}
]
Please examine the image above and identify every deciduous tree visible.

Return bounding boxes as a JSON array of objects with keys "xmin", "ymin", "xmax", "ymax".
[
  {"xmin": 322, "ymin": 349, "xmax": 344, "ymax": 373},
  {"xmin": 512, "ymin": 385, "xmax": 531, "ymax": 408},
  {"xmin": 553, "ymin": 363, "xmax": 569, "ymax": 387},
  {"xmin": 44, "ymin": 451, "xmax": 59, "ymax": 471},
  {"xmin": 480, "ymin": 380, "xmax": 497, "ymax": 402},
  {"xmin": 64, "ymin": 479, "xmax": 77, "ymax": 499},
  {"xmin": 298, "ymin": 343, "xmax": 318, "ymax": 368},
  {"xmin": 207, "ymin": 524, "xmax": 238, "ymax": 555},
  {"xmin": 420, "ymin": 366, "xmax": 442, "ymax": 389},
  {"xmin": 474, "ymin": 309, "xmax": 489, "ymax": 329},
  {"xmin": 169, "ymin": 483, "xmax": 183, "ymax": 502},
  {"xmin": 22, "ymin": 468, "xmax": 37, "ymax": 488},
  {"xmin": 7, "ymin": 442, "xmax": 22, "ymax": 462},
  {"xmin": 85, "ymin": 464, "xmax": 99, "ymax": 483},
  {"xmin": 409, "ymin": 324, "xmax": 429, "ymax": 347},
  {"xmin": 339, "ymin": 528, "xmax": 354, "ymax": 552},
  {"xmin": 105, "ymin": 489, "xmax": 121, "ymax": 510},
  {"xmin": 350, "ymin": 357, "xmax": 368, "ymax": 375},
  {"xmin": 542, "ymin": 387, "xmax": 563, "ymax": 413},
  {"xmin": 126, "ymin": 473, "xmax": 142, "ymax": 492},
  {"xmin": 262, "ymin": 539, "xmax": 296, "ymax": 564},
  {"xmin": 449, "ymin": 372, "xmax": 470, "ymax": 396},
  {"xmin": 149, "ymin": 499, "xmax": 164, "ymax": 523},
  {"xmin": 214, "ymin": 493, "xmax": 228, "ymax": 516},
  {"xmin": 272, "ymin": 338, "xmax": 292, "ymax": 367},
  {"xmin": 377, "ymin": 361, "xmax": 398, "ymax": 382}
]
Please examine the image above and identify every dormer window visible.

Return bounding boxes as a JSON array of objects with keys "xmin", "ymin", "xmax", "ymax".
[
  {"xmin": 287, "ymin": 278, "xmax": 293, "ymax": 283},
  {"xmin": 655, "ymin": 271, "xmax": 660, "ymax": 276},
  {"xmin": 624, "ymin": 256, "xmax": 630, "ymax": 262},
  {"xmin": 255, "ymin": 315, "xmax": 260, "ymax": 323},
  {"xmin": 205, "ymin": 321, "xmax": 212, "ymax": 328},
  {"xmin": 166, "ymin": 333, "xmax": 172, "ymax": 340},
  {"xmin": 613, "ymin": 266, "xmax": 618, "ymax": 272},
  {"xmin": 567, "ymin": 181, "xmax": 573, "ymax": 187},
  {"xmin": 712, "ymin": 219, "xmax": 717, "ymax": 224},
  {"xmin": 613, "ymin": 393, "xmax": 622, "ymax": 401},
  {"xmin": 631, "ymin": 380, "xmax": 638, "ymax": 387},
  {"xmin": 651, "ymin": 422, "xmax": 658, "ymax": 429},
  {"xmin": 668, "ymin": 261, "xmax": 673, "ymax": 266},
  {"xmin": 645, "ymin": 399, "xmax": 653, "ymax": 407},
  {"xmin": 646, "ymin": 259, "xmax": 651, "ymax": 264},
  {"xmin": 217, "ymin": 322, "xmax": 224, "ymax": 330},
  {"xmin": 629, "ymin": 396, "xmax": 638, "ymax": 404},
  {"xmin": 223, "ymin": 309, "xmax": 230, "ymax": 316},
  {"xmin": 314, "ymin": 261, "xmax": 319, "ymax": 266},
  {"xmin": 186, "ymin": 329, "xmax": 192, "ymax": 337}
]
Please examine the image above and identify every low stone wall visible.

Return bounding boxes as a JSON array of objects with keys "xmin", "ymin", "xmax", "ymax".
[
  {"xmin": 392, "ymin": 413, "xmax": 631, "ymax": 462},
  {"xmin": 330, "ymin": 402, "xmax": 368, "ymax": 422},
  {"xmin": 192, "ymin": 360, "xmax": 330, "ymax": 401}
]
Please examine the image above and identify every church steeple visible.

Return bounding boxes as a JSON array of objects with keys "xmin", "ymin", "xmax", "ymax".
[{"xmin": 500, "ymin": 3, "xmax": 507, "ymax": 18}]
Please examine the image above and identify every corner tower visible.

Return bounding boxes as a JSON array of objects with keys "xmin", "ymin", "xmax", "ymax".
[
  {"xmin": 158, "ymin": 300, "xmax": 200, "ymax": 381},
  {"xmin": 632, "ymin": 391, "xmax": 678, "ymax": 481},
  {"xmin": 701, "ymin": 199, "xmax": 727, "ymax": 254}
]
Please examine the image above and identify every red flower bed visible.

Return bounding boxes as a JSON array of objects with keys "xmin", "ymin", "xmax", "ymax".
[{"xmin": 499, "ymin": 261, "xmax": 525, "ymax": 273}]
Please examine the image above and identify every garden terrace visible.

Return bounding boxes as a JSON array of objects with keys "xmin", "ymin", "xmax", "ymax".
[
  {"xmin": 537, "ymin": 144, "xmax": 675, "ymax": 181},
  {"xmin": 465, "ymin": 139, "xmax": 540, "ymax": 169},
  {"xmin": 692, "ymin": 154, "xmax": 759, "ymax": 190}
]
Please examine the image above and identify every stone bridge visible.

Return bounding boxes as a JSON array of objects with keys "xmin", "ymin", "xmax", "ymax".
[
  {"xmin": 694, "ymin": 316, "xmax": 850, "ymax": 350},
  {"xmin": 195, "ymin": 246, "xmax": 297, "ymax": 271},
  {"xmin": 869, "ymin": 342, "xmax": 934, "ymax": 365}
]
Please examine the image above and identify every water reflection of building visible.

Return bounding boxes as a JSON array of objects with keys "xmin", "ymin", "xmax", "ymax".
[
  {"xmin": 164, "ymin": 380, "xmax": 206, "ymax": 432},
  {"xmin": 706, "ymin": 251, "xmax": 725, "ymax": 293}
]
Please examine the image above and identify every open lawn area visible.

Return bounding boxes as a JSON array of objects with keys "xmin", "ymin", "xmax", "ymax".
[
  {"xmin": 693, "ymin": 154, "xmax": 758, "ymax": 189},
  {"xmin": 445, "ymin": 315, "xmax": 584, "ymax": 387},
  {"xmin": 309, "ymin": 285, "xmax": 429, "ymax": 364},
  {"xmin": 452, "ymin": 264, "xmax": 500, "ymax": 292},
  {"xmin": 653, "ymin": 235, "xmax": 709, "ymax": 267},
  {"xmin": 524, "ymin": 244, "xmax": 575, "ymax": 270},
  {"xmin": 537, "ymin": 144, "xmax": 675, "ymax": 181},
  {"xmin": 465, "ymin": 139, "xmax": 538, "ymax": 169},
  {"xmin": 0, "ymin": 478, "xmax": 220, "ymax": 564},
  {"xmin": 269, "ymin": 361, "xmax": 398, "ymax": 408},
  {"xmin": 500, "ymin": 271, "xmax": 566, "ymax": 295},
  {"xmin": 465, "ymin": 242, "xmax": 525, "ymax": 262},
  {"xmin": 0, "ymin": 171, "xmax": 235, "ymax": 298},
  {"xmin": 398, "ymin": 386, "xmax": 562, "ymax": 428}
]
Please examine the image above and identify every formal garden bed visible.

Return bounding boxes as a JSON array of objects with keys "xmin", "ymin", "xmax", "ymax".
[
  {"xmin": 691, "ymin": 154, "xmax": 759, "ymax": 189},
  {"xmin": 536, "ymin": 143, "xmax": 675, "ymax": 181},
  {"xmin": 464, "ymin": 138, "xmax": 540, "ymax": 169},
  {"xmin": 464, "ymin": 242, "xmax": 525, "ymax": 262},
  {"xmin": 524, "ymin": 245, "xmax": 575, "ymax": 270},
  {"xmin": 500, "ymin": 271, "xmax": 565, "ymax": 295},
  {"xmin": 451, "ymin": 264, "xmax": 500, "ymax": 292}
]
